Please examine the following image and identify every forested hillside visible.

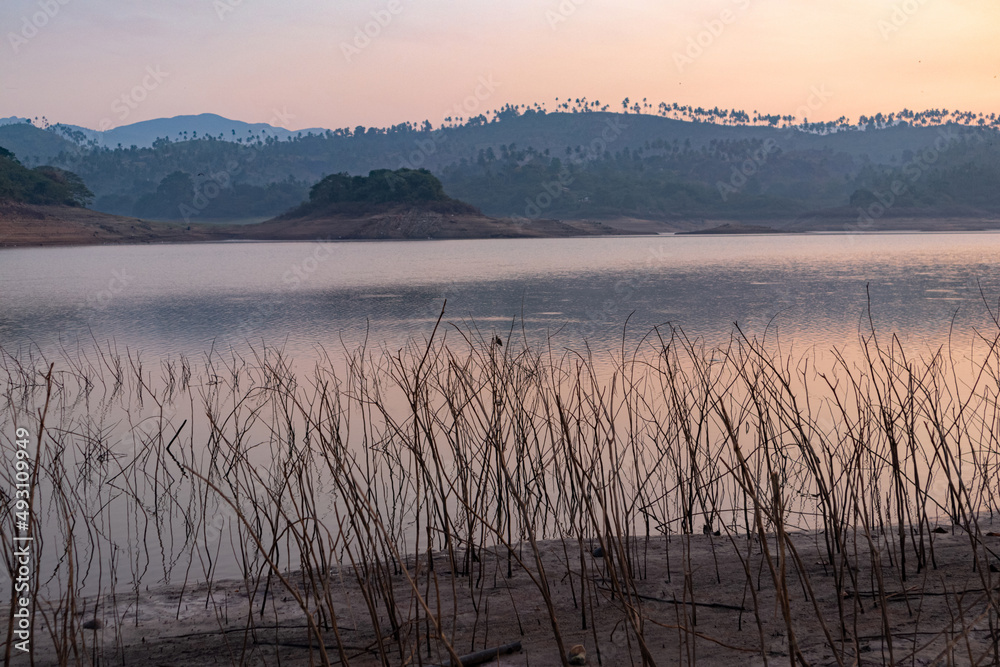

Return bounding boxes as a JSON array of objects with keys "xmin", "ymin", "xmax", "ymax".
[
  {"xmin": 2, "ymin": 104, "xmax": 997, "ymax": 223},
  {"xmin": 0, "ymin": 146, "xmax": 92, "ymax": 207}
]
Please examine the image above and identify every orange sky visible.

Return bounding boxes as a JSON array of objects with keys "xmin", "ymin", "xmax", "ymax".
[{"xmin": 2, "ymin": 0, "xmax": 998, "ymax": 130}]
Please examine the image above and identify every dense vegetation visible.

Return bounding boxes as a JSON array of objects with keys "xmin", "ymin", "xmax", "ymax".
[
  {"xmin": 309, "ymin": 168, "xmax": 447, "ymax": 204},
  {"xmin": 126, "ymin": 170, "xmax": 306, "ymax": 221},
  {"xmin": 439, "ymin": 139, "xmax": 851, "ymax": 220},
  {"xmin": 285, "ymin": 167, "xmax": 478, "ymax": 218},
  {"xmin": 0, "ymin": 145, "xmax": 93, "ymax": 206},
  {"xmin": 847, "ymin": 136, "xmax": 1000, "ymax": 212},
  {"xmin": 3, "ymin": 101, "xmax": 1000, "ymax": 221},
  {"xmin": 439, "ymin": 131, "xmax": 1000, "ymax": 220},
  {"xmin": 7, "ymin": 316, "xmax": 1000, "ymax": 664}
]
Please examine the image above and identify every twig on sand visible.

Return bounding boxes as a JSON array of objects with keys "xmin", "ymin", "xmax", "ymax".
[
  {"xmin": 594, "ymin": 583, "xmax": 746, "ymax": 611},
  {"xmin": 427, "ymin": 640, "xmax": 523, "ymax": 666}
]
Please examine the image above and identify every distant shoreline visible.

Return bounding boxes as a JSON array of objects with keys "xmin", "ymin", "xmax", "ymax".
[
  {"xmin": 676, "ymin": 222, "xmax": 790, "ymax": 235},
  {"xmin": 0, "ymin": 201, "xmax": 637, "ymax": 248},
  {"xmin": 21, "ymin": 528, "xmax": 1000, "ymax": 666},
  {"xmin": 6, "ymin": 201, "xmax": 1000, "ymax": 248}
]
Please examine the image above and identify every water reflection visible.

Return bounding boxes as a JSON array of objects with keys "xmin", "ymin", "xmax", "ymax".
[
  {"xmin": 1, "ymin": 233, "xmax": 999, "ymax": 362},
  {"xmin": 4, "ymin": 233, "xmax": 1000, "ymax": 598}
]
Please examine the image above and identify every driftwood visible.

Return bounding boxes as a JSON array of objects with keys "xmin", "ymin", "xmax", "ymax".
[
  {"xmin": 428, "ymin": 640, "xmax": 523, "ymax": 667},
  {"xmin": 594, "ymin": 583, "xmax": 746, "ymax": 611}
]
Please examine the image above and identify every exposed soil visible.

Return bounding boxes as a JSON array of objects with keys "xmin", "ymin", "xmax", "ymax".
[
  {"xmin": 245, "ymin": 205, "xmax": 625, "ymax": 241},
  {"xmin": 27, "ymin": 527, "xmax": 1000, "ymax": 666},
  {"xmin": 560, "ymin": 213, "xmax": 1000, "ymax": 236},
  {"xmin": 0, "ymin": 200, "xmax": 228, "ymax": 247},
  {"xmin": 8, "ymin": 200, "xmax": 1000, "ymax": 249},
  {"xmin": 676, "ymin": 222, "xmax": 788, "ymax": 235},
  {"xmin": 0, "ymin": 201, "xmax": 632, "ymax": 248}
]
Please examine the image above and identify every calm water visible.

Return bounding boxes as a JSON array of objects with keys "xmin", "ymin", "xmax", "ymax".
[
  {"xmin": 3, "ymin": 233, "xmax": 1000, "ymax": 360},
  {"xmin": 4, "ymin": 232, "xmax": 1000, "ymax": 592}
]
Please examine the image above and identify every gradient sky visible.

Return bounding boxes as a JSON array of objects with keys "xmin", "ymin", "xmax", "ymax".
[{"xmin": 2, "ymin": 0, "xmax": 998, "ymax": 131}]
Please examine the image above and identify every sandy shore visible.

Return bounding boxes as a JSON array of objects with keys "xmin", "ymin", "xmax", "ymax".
[
  {"xmin": 10, "ymin": 200, "xmax": 1000, "ymax": 250},
  {"xmin": 19, "ymin": 525, "xmax": 1000, "ymax": 666},
  {"xmin": 0, "ymin": 201, "xmax": 632, "ymax": 248},
  {"xmin": 0, "ymin": 201, "xmax": 227, "ymax": 247}
]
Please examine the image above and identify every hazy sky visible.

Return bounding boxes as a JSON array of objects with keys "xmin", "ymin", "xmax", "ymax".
[{"xmin": 3, "ymin": 0, "xmax": 998, "ymax": 131}]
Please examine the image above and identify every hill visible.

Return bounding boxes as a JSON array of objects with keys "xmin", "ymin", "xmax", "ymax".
[
  {"xmin": 0, "ymin": 123, "xmax": 78, "ymax": 165},
  {"xmin": 0, "ymin": 200, "xmax": 623, "ymax": 247},
  {"xmin": 243, "ymin": 203, "xmax": 617, "ymax": 241},
  {"xmin": 0, "ymin": 146, "xmax": 92, "ymax": 206},
  {"xmin": 6, "ymin": 107, "xmax": 1000, "ymax": 226},
  {"xmin": 250, "ymin": 168, "xmax": 620, "ymax": 240},
  {"xmin": 0, "ymin": 166, "xmax": 626, "ymax": 247},
  {"xmin": 50, "ymin": 113, "xmax": 331, "ymax": 150},
  {"xmin": 0, "ymin": 200, "xmax": 215, "ymax": 247},
  {"xmin": 286, "ymin": 168, "xmax": 477, "ymax": 215}
]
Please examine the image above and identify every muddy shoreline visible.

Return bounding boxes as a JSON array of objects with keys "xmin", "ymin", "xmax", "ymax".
[
  {"xmin": 18, "ymin": 527, "xmax": 1000, "ymax": 666},
  {"xmin": 0, "ymin": 201, "xmax": 633, "ymax": 248},
  {"xmin": 7, "ymin": 201, "xmax": 1000, "ymax": 249}
]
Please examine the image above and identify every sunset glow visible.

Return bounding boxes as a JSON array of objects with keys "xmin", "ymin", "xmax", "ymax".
[{"xmin": 2, "ymin": 0, "xmax": 999, "ymax": 130}]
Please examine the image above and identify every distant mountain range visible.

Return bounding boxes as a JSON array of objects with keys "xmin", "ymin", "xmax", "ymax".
[
  {"xmin": 0, "ymin": 113, "xmax": 329, "ymax": 150},
  {"xmin": 1, "ymin": 109, "xmax": 999, "ymax": 228}
]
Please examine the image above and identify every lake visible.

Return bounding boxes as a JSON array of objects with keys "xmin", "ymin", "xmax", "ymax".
[
  {"xmin": 3, "ymin": 232, "xmax": 1000, "ymax": 594},
  {"xmin": 4, "ymin": 232, "xmax": 1000, "ymax": 362}
]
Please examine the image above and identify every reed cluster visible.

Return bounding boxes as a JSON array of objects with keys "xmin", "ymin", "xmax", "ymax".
[{"xmin": 2, "ymin": 310, "xmax": 1000, "ymax": 665}]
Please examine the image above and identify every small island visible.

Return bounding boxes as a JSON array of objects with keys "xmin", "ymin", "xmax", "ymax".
[
  {"xmin": 677, "ymin": 222, "xmax": 789, "ymax": 235},
  {"xmin": 0, "ymin": 157, "xmax": 630, "ymax": 247},
  {"xmin": 240, "ymin": 168, "xmax": 621, "ymax": 241}
]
